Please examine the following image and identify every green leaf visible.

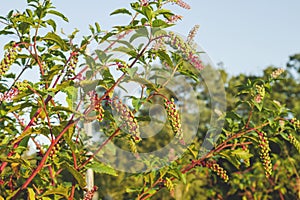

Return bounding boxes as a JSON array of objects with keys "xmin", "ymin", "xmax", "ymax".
[
  {"xmin": 95, "ymin": 22, "xmax": 101, "ymax": 32},
  {"xmin": 112, "ymin": 46, "xmax": 138, "ymax": 58},
  {"xmin": 157, "ymin": 50, "xmax": 173, "ymax": 67},
  {"xmin": 142, "ymin": 6, "xmax": 153, "ymax": 21},
  {"xmin": 187, "ymin": 145, "xmax": 198, "ymax": 159},
  {"xmin": 48, "ymin": 10, "xmax": 69, "ymax": 22},
  {"xmin": 152, "ymin": 19, "xmax": 171, "ymax": 28},
  {"xmin": 167, "ymin": 169, "xmax": 180, "ymax": 179},
  {"xmin": 126, "ymin": 188, "xmax": 141, "ymax": 193},
  {"xmin": 89, "ymin": 24, "xmax": 95, "ymax": 34},
  {"xmin": 147, "ymin": 189, "xmax": 157, "ymax": 195},
  {"xmin": 61, "ymin": 162, "xmax": 86, "ymax": 188},
  {"xmin": 131, "ymin": 77, "xmax": 159, "ymax": 92},
  {"xmin": 79, "ymin": 80, "xmax": 99, "ymax": 93},
  {"xmin": 131, "ymin": 97, "xmax": 146, "ymax": 111},
  {"xmin": 231, "ymin": 149, "xmax": 253, "ymax": 162},
  {"xmin": 130, "ymin": 33, "xmax": 147, "ymax": 43},
  {"xmin": 0, "ymin": 154, "xmax": 31, "ymax": 167},
  {"xmin": 41, "ymin": 185, "xmax": 69, "ymax": 199},
  {"xmin": 219, "ymin": 149, "xmax": 241, "ymax": 169},
  {"xmin": 51, "ymin": 106, "xmax": 78, "ymax": 114},
  {"xmin": 61, "ymin": 86, "xmax": 77, "ymax": 108},
  {"xmin": 125, "ymin": 67, "xmax": 138, "ymax": 78},
  {"xmin": 0, "ymin": 30, "xmax": 15, "ymax": 35},
  {"xmin": 46, "ymin": 19, "xmax": 56, "ymax": 31},
  {"xmin": 110, "ymin": 8, "xmax": 132, "ymax": 16},
  {"xmin": 27, "ymin": 188, "xmax": 35, "ymax": 200},
  {"xmin": 252, "ymin": 99, "xmax": 263, "ymax": 112},
  {"xmin": 12, "ymin": 15, "xmax": 34, "ymax": 25},
  {"xmin": 94, "ymin": 50, "xmax": 107, "ymax": 64},
  {"xmin": 12, "ymin": 128, "xmax": 36, "ymax": 146},
  {"xmin": 153, "ymin": 9, "xmax": 173, "ymax": 17},
  {"xmin": 6, "ymin": 188, "xmax": 21, "ymax": 200},
  {"xmin": 87, "ymin": 162, "xmax": 118, "ymax": 176},
  {"xmin": 178, "ymin": 172, "xmax": 187, "ymax": 184},
  {"xmin": 43, "ymin": 32, "xmax": 69, "ymax": 51}
]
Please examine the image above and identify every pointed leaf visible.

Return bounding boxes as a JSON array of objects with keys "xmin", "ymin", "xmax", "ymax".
[
  {"xmin": 48, "ymin": 10, "xmax": 69, "ymax": 22},
  {"xmin": 61, "ymin": 162, "xmax": 86, "ymax": 188},
  {"xmin": 87, "ymin": 162, "xmax": 117, "ymax": 176},
  {"xmin": 110, "ymin": 8, "xmax": 132, "ymax": 16},
  {"xmin": 43, "ymin": 32, "xmax": 68, "ymax": 51}
]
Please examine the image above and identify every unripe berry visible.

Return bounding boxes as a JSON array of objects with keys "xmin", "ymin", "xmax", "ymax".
[
  {"xmin": 0, "ymin": 46, "xmax": 18, "ymax": 78},
  {"xmin": 112, "ymin": 97, "xmax": 141, "ymax": 142},
  {"xmin": 49, "ymin": 143, "xmax": 61, "ymax": 159},
  {"xmin": 257, "ymin": 131, "xmax": 272, "ymax": 177},
  {"xmin": 291, "ymin": 118, "xmax": 300, "ymax": 130},
  {"xmin": 15, "ymin": 80, "xmax": 29, "ymax": 92},
  {"xmin": 164, "ymin": 98, "xmax": 184, "ymax": 144},
  {"xmin": 67, "ymin": 52, "xmax": 78, "ymax": 78},
  {"xmin": 288, "ymin": 134, "xmax": 300, "ymax": 153},
  {"xmin": 204, "ymin": 161, "xmax": 229, "ymax": 182}
]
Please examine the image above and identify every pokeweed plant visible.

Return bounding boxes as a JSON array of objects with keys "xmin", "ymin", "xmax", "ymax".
[{"xmin": 0, "ymin": 0, "xmax": 299, "ymax": 200}]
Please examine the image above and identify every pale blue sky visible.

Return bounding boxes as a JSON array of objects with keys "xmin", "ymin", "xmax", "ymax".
[{"xmin": 1, "ymin": 0, "xmax": 300, "ymax": 75}]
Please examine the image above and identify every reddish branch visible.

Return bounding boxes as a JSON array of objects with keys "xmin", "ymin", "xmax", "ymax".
[{"xmin": 137, "ymin": 117, "xmax": 285, "ymax": 199}]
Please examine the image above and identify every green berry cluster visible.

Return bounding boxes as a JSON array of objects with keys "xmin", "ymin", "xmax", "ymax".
[
  {"xmin": 288, "ymin": 134, "xmax": 300, "ymax": 153},
  {"xmin": 0, "ymin": 46, "xmax": 18, "ymax": 77},
  {"xmin": 92, "ymin": 94, "xmax": 105, "ymax": 122},
  {"xmin": 112, "ymin": 98, "xmax": 141, "ymax": 142},
  {"xmin": 291, "ymin": 118, "xmax": 300, "ymax": 130},
  {"xmin": 15, "ymin": 80, "xmax": 29, "ymax": 92},
  {"xmin": 67, "ymin": 52, "xmax": 78, "ymax": 78},
  {"xmin": 49, "ymin": 143, "xmax": 61, "ymax": 159},
  {"xmin": 164, "ymin": 98, "xmax": 184, "ymax": 143},
  {"xmin": 96, "ymin": 104, "xmax": 104, "ymax": 122},
  {"xmin": 95, "ymin": 103, "xmax": 104, "ymax": 122},
  {"xmin": 258, "ymin": 131, "xmax": 272, "ymax": 178},
  {"xmin": 205, "ymin": 161, "xmax": 229, "ymax": 182},
  {"xmin": 83, "ymin": 186, "xmax": 98, "ymax": 200}
]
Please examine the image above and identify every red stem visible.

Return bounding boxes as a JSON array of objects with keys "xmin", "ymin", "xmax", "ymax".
[{"xmin": 11, "ymin": 117, "xmax": 80, "ymax": 199}]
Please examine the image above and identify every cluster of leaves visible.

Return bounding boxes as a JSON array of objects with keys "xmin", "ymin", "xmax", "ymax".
[{"xmin": 0, "ymin": 0, "xmax": 299, "ymax": 200}]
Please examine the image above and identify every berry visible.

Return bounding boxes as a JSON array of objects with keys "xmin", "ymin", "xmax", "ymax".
[
  {"xmin": 257, "ymin": 131, "xmax": 272, "ymax": 178},
  {"xmin": 112, "ymin": 97, "xmax": 141, "ymax": 142},
  {"xmin": 164, "ymin": 98, "xmax": 184, "ymax": 143},
  {"xmin": 288, "ymin": 134, "xmax": 300, "ymax": 153},
  {"xmin": 0, "ymin": 46, "xmax": 18, "ymax": 78},
  {"xmin": 67, "ymin": 52, "xmax": 78, "ymax": 78},
  {"xmin": 204, "ymin": 161, "xmax": 229, "ymax": 182}
]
